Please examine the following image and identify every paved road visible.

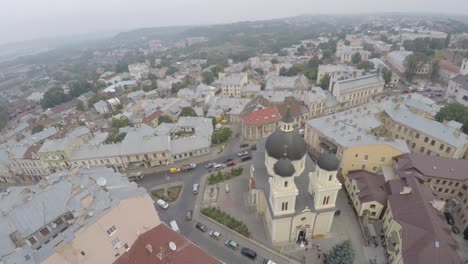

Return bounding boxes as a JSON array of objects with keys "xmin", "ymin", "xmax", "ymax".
[{"xmin": 136, "ymin": 139, "xmax": 291, "ymax": 264}]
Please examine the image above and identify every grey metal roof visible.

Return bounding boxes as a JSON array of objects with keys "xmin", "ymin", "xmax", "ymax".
[
  {"xmin": 265, "ymin": 129, "xmax": 307, "ymax": 161},
  {"xmin": 273, "ymin": 158, "xmax": 296, "ymax": 177},
  {"xmin": 336, "ymin": 74, "xmax": 384, "ymax": 91},
  {"xmin": 451, "ymin": 74, "xmax": 468, "ymax": 90}
]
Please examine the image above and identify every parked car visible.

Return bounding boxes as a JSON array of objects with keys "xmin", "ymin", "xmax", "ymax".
[
  {"xmin": 263, "ymin": 260, "xmax": 277, "ymax": 264},
  {"xmin": 241, "ymin": 247, "xmax": 257, "ymax": 259},
  {"xmin": 240, "ymin": 143, "xmax": 249, "ymax": 148},
  {"xmin": 195, "ymin": 222, "xmax": 208, "ymax": 232},
  {"xmin": 127, "ymin": 171, "xmax": 144, "ymax": 181},
  {"xmin": 250, "ymin": 144, "xmax": 257, "ymax": 151},
  {"xmin": 224, "ymin": 239, "xmax": 239, "ymax": 250},
  {"xmin": 169, "ymin": 167, "xmax": 181, "ymax": 173},
  {"xmin": 186, "ymin": 210, "xmax": 193, "ymax": 221},
  {"xmin": 156, "ymin": 199, "xmax": 169, "ymax": 209},
  {"xmin": 237, "ymin": 151, "xmax": 249, "ymax": 157},
  {"xmin": 226, "ymin": 161, "xmax": 236, "ymax": 167},
  {"xmin": 214, "ymin": 163, "xmax": 225, "ymax": 170},
  {"xmin": 241, "ymin": 156, "xmax": 252, "ymax": 162},
  {"xmin": 224, "ymin": 158, "xmax": 234, "ymax": 164},
  {"xmin": 193, "ymin": 184, "xmax": 199, "ymax": 194},
  {"xmin": 170, "ymin": 220, "xmax": 180, "ymax": 233},
  {"xmin": 445, "ymin": 212, "xmax": 455, "ymax": 225},
  {"xmin": 181, "ymin": 163, "xmax": 197, "ymax": 171},
  {"xmin": 205, "ymin": 162, "xmax": 215, "ymax": 169},
  {"xmin": 209, "ymin": 230, "xmax": 221, "ymax": 239}
]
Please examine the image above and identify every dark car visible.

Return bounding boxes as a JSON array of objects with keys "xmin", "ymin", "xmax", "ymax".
[
  {"xmin": 240, "ymin": 247, "xmax": 257, "ymax": 259},
  {"xmin": 444, "ymin": 212, "xmax": 455, "ymax": 225},
  {"xmin": 241, "ymin": 156, "xmax": 252, "ymax": 162},
  {"xmin": 186, "ymin": 210, "xmax": 193, "ymax": 221},
  {"xmin": 226, "ymin": 161, "xmax": 236, "ymax": 167},
  {"xmin": 195, "ymin": 222, "xmax": 208, "ymax": 232},
  {"xmin": 250, "ymin": 144, "xmax": 257, "ymax": 151},
  {"xmin": 240, "ymin": 143, "xmax": 249, "ymax": 148},
  {"xmin": 224, "ymin": 158, "xmax": 234, "ymax": 164}
]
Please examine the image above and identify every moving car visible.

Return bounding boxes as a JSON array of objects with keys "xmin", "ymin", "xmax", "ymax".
[
  {"xmin": 181, "ymin": 163, "xmax": 197, "ymax": 171},
  {"xmin": 226, "ymin": 161, "xmax": 236, "ymax": 167},
  {"xmin": 126, "ymin": 171, "xmax": 144, "ymax": 181},
  {"xmin": 186, "ymin": 210, "xmax": 193, "ymax": 221},
  {"xmin": 224, "ymin": 239, "xmax": 239, "ymax": 250},
  {"xmin": 156, "ymin": 199, "xmax": 169, "ymax": 209},
  {"xmin": 195, "ymin": 222, "xmax": 208, "ymax": 232},
  {"xmin": 240, "ymin": 143, "xmax": 249, "ymax": 148},
  {"xmin": 209, "ymin": 230, "xmax": 221, "ymax": 239},
  {"xmin": 241, "ymin": 156, "xmax": 252, "ymax": 162},
  {"xmin": 237, "ymin": 151, "xmax": 249, "ymax": 157},
  {"xmin": 445, "ymin": 212, "xmax": 455, "ymax": 225},
  {"xmin": 193, "ymin": 184, "xmax": 199, "ymax": 194},
  {"xmin": 240, "ymin": 247, "xmax": 257, "ymax": 259},
  {"xmin": 170, "ymin": 220, "xmax": 180, "ymax": 233},
  {"xmin": 169, "ymin": 167, "xmax": 181, "ymax": 173}
]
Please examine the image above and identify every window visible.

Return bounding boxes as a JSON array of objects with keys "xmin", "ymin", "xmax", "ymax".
[
  {"xmin": 355, "ymin": 154, "xmax": 358, "ymax": 158},
  {"xmin": 415, "ymin": 133, "xmax": 420, "ymax": 139},
  {"xmin": 431, "ymin": 140, "xmax": 435, "ymax": 146},
  {"xmin": 440, "ymin": 144, "xmax": 445, "ymax": 150},
  {"xmin": 284, "ymin": 181, "xmax": 288, "ymax": 187},
  {"xmin": 444, "ymin": 189, "xmax": 449, "ymax": 193},
  {"xmin": 411, "ymin": 143, "xmax": 416, "ymax": 149},
  {"xmin": 455, "ymin": 183, "xmax": 460, "ymax": 187},
  {"xmin": 373, "ymin": 167, "xmax": 377, "ymax": 171},
  {"xmin": 426, "ymin": 150, "xmax": 431, "ymax": 155},
  {"xmin": 448, "ymin": 182, "xmax": 453, "ymax": 186},
  {"xmin": 27, "ymin": 236, "xmax": 37, "ymax": 245},
  {"xmin": 329, "ymin": 175, "xmax": 333, "ymax": 181},
  {"xmin": 364, "ymin": 155, "xmax": 368, "ymax": 160},
  {"xmin": 436, "ymin": 179, "xmax": 440, "ymax": 184},
  {"xmin": 124, "ymin": 243, "xmax": 130, "ymax": 251},
  {"xmin": 112, "ymin": 237, "xmax": 121, "ymax": 248},
  {"xmin": 63, "ymin": 213, "xmax": 74, "ymax": 221},
  {"xmin": 424, "ymin": 137, "xmax": 429, "ymax": 143},
  {"xmin": 115, "ymin": 253, "xmax": 120, "ymax": 258},
  {"xmin": 322, "ymin": 196, "xmax": 330, "ymax": 205},
  {"xmin": 420, "ymin": 146, "xmax": 425, "ymax": 153},
  {"xmin": 371, "ymin": 212, "xmax": 376, "ymax": 216},
  {"xmin": 40, "ymin": 227, "xmax": 50, "ymax": 236},
  {"xmin": 380, "ymin": 157, "xmax": 385, "ymax": 163},
  {"xmin": 81, "ymin": 251, "xmax": 86, "ymax": 256},
  {"xmin": 370, "ymin": 204, "xmax": 376, "ymax": 208},
  {"xmin": 446, "ymin": 147, "xmax": 452, "ymax": 153},
  {"xmin": 106, "ymin": 226, "xmax": 117, "ymax": 236},
  {"xmin": 442, "ymin": 181, "xmax": 447, "ymax": 185},
  {"xmin": 281, "ymin": 202, "xmax": 289, "ymax": 211},
  {"xmin": 362, "ymin": 165, "xmax": 366, "ymax": 169}
]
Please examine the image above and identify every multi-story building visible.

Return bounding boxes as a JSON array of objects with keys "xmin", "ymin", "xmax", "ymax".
[
  {"xmin": 386, "ymin": 51, "xmax": 430, "ymax": 81},
  {"xmin": 336, "ymin": 45, "xmax": 371, "ymax": 63},
  {"xmin": 0, "ymin": 167, "xmax": 161, "ymax": 264},
  {"xmin": 330, "ymin": 74, "xmax": 384, "ymax": 108},
  {"xmin": 445, "ymin": 58, "xmax": 468, "ymax": 107},
  {"xmin": 317, "ymin": 64, "xmax": 364, "ymax": 86},
  {"xmin": 115, "ymin": 224, "xmax": 220, "ymax": 264},
  {"xmin": 438, "ymin": 60, "xmax": 460, "ymax": 84},
  {"xmin": 218, "ymin": 73, "xmax": 248, "ymax": 97},
  {"xmin": 265, "ymin": 75, "xmax": 309, "ymax": 91},
  {"xmin": 241, "ymin": 107, "xmax": 282, "ymax": 141}
]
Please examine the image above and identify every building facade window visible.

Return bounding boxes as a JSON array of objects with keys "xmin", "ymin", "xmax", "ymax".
[{"xmin": 106, "ymin": 226, "xmax": 117, "ymax": 236}]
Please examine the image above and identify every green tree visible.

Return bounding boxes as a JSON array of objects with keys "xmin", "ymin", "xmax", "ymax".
[
  {"xmin": 307, "ymin": 56, "xmax": 322, "ymax": 68},
  {"xmin": 211, "ymin": 127, "xmax": 232, "ymax": 144},
  {"xmin": 76, "ymin": 101, "xmax": 85, "ymax": 111},
  {"xmin": 148, "ymin": 73, "xmax": 158, "ymax": 81},
  {"xmin": 344, "ymin": 40, "xmax": 351, "ymax": 46},
  {"xmin": 158, "ymin": 115, "xmax": 173, "ymax": 124},
  {"xmin": 166, "ymin": 66, "xmax": 178, "ymax": 75},
  {"xmin": 435, "ymin": 103, "xmax": 468, "ymax": 134},
  {"xmin": 322, "ymin": 49, "xmax": 333, "ymax": 59},
  {"xmin": 351, "ymin": 52, "xmax": 362, "ymax": 64},
  {"xmin": 202, "ymin": 71, "xmax": 215, "ymax": 84},
  {"xmin": 327, "ymin": 240, "xmax": 355, "ymax": 264},
  {"xmin": 431, "ymin": 60, "xmax": 440, "ymax": 83},
  {"xmin": 404, "ymin": 52, "xmax": 429, "ymax": 82},
  {"xmin": 31, "ymin": 125, "xmax": 45, "ymax": 134},
  {"xmin": 357, "ymin": 61, "xmax": 374, "ymax": 71},
  {"xmin": 211, "ymin": 64, "xmax": 225, "ymax": 77},
  {"xmin": 319, "ymin": 74, "xmax": 331, "ymax": 90},
  {"xmin": 88, "ymin": 94, "xmax": 110, "ymax": 108},
  {"xmin": 40, "ymin": 87, "xmax": 70, "ymax": 109},
  {"xmin": 180, "ymin": 107, "xmax": 197, "ymax": 117},
  {"xmin": 69, "ymin": 80, "xmax": 95, "ymax": 98},
  {"xmin": 382, "ymin": 68, "xmax": 393, "ymax": 85},
  {"xmin": 271, "ymin": 58, "xmax": 279, "ymax": 64},
  {"xmin": 295, "ymin": 45, "xmax": 306, "ymax": 56},
  {"xmin": 111, "ymin": 118, "xmax": 129, "ymax": 128}
]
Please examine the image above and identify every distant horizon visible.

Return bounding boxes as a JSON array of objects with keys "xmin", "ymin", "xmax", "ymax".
[{"xmin": 1, "ymin": 9, "xmax": 467, "ymax": 46}]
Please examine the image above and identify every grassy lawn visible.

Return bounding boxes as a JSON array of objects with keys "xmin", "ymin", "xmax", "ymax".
[
  {"xmin": 151, "ymin": 185, "xmax": 182, "ymax": 202},
  {"xmin": 207, "ymin": 167, "xmax": 243, "ymax": 185},
  {"xmin": 201, "ymin": 207, "xmax": 250, "ymax": 237}
]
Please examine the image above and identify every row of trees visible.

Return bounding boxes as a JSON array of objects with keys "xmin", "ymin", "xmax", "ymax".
[{"xmin": 40, "ymin": 80, "xmax": 97, "ymax": 109}]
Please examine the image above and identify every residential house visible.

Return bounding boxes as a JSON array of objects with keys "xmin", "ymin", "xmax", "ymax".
[
  {"xmin": 445, "ymin": 58, "xmax": 468, "ymax": 106},
  {"xmin": 330, "ymin": 74, "xmax": 384, "ymax": 108},
  {"xmin": 217, "ymin": 73, "xmax": 248, "ymax": 97}
]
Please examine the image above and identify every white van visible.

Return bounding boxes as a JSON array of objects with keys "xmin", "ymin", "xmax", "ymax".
[
  {"xmin": 170, "ymin": 220, "xmax": 180, "ymax": 233},
  {"xmin": 156, "ymin": 199, "xmax": 169, "ymax": 209}
]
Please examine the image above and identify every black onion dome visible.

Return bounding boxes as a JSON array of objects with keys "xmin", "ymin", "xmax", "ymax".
[
  {"xmin": 317, "ymin": 152, "xmax": 339, "ymax": 171},
  {"xmin": 273, "ymin": 158, "xmax": 296, "ymax": 177},
  {"xmin": 282, "ymin": 107, "xmax": 294, "ymax": 123},
  {"xmin": 265, "ymin": 130, "xmax": 306, "ymax": 160}
]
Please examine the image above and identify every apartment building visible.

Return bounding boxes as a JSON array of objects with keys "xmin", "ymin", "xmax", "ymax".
[
  {"xmin": 330, "ymin": 74, "xmax": 384, "ymax": 108},
  {"xmin": 265, "ymin": 75, "xmax": 309, "ymax": 91},
  {"xmin": 316, "ymin": 64, "xmax": 364, "ymax": 85},
  {"xmin": 0, "ymin": 167, "xmax": 161, "ymax": 264},
  {"xmin": 445, "ymin": 58, "xmax": 468, "ymax": 107},
  {"xmin": 337, "ymin": 45, "xmax": 371, "ymax": 63},
  {"xmin": 438, "ymin": 60, "xmax": 460, "ymax": 84},
  {"xmin": 218, "ymin": 73, "xmax": 248, "ymax": 97},
  {"xmin": 345, "ymin": 170, "xmax": 386, "ymax": 219},
  {"xmin": 386, "ymin": 51, "xmax": 430, "ymax": 80}
]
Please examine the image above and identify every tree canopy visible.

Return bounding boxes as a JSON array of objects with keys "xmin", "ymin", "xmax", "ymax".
[
  {"xmin": 180, "ymin": 107, "xmax": 198, "ymax": 117},
  {"xmin": 40, "ymin": 87, "xmax": 70, "ymax": 109},
  {"xmin": 326, "ymin": 240, "xmax": 355, "ymax": 264},
  {"xmin": 211, "ymin": 127, "xmax": 232, "ymax": 144},
  {"xmin": 404, "ymin": 52, "xmax": 429, "ymax": 82},
  {"xmin": 31, "ymin": 125, "xmax": 45, "ymax": 134},
  {"xmin": 435, "ymin": 103, "xmax": 468, "ymax": 134},
  {"xmin": 382, "ymin": 68, "xmax": 393, "ymax": 84},
  {"xmin": 202, "ymin": 71, "xmax": 215, "ymax": 84},
  {"xmin": 319, "ymin": 74, "xmax": 331, "ymax": 90},
  {"xmin": 351, "ymin": 52, "xmax": 362, "ymax": 64},
  {"xmin": 158, "ymin": 115, "xmax": 173, "ymax": 124}
]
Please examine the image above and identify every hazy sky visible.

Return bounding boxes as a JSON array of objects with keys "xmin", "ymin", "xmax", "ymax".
[{"xmin": 1, "ymin": 0, "xmax": 468, "ymax": 44}]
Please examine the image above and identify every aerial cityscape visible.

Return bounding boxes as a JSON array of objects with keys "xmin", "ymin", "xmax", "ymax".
[{"xmin": 1, "ymin": 2, "xmax": 468, "ymax": 264}]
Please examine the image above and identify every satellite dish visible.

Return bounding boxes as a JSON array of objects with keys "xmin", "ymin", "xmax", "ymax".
[
  {"xmin": 169, "ymin": 242, "xmax": 176, "ymax": 251},
  {"xmin": 96, "ymin": 177, "xmax": 107, "ymax": 187}
]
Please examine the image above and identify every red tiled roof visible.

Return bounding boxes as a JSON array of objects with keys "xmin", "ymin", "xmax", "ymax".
[
  {"xmin": 143, "ymin": 110, "xmax": 163, "ymax": 124},
  {"xmin": 242, "ymin": 107, "xmax": 282, "ymax": 126},
  {"xmin": 114, "ymin": 224, "xmax": 220, "ymax": 264},
  {"xmin": 438, "ymin": 60, "xmax": 460, "ymax": 73}
]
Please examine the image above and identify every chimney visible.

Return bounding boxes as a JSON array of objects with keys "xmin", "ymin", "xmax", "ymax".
[{"xmin": 146, "ymin": 244, "xmax": 153, "ymax": 253}]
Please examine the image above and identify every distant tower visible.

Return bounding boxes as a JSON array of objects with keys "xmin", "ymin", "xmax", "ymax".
[{"xmin": 461, "ymin": 58, "xmax": 468, "ymax": 75}]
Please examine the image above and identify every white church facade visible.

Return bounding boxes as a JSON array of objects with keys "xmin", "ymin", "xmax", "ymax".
[{"xmin": 249, "ymin": 109, "xmax": 342, "ymax": 246}]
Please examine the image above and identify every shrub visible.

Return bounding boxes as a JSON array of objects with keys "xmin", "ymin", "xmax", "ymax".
[{"xmin": 201, "ymin": 207, "xmax": 250, "ymax": 237}]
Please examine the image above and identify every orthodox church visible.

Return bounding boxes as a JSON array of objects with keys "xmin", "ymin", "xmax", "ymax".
[{"xmin": 249, "ymin": 109, "xmax": 342, "ymax": 245}]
